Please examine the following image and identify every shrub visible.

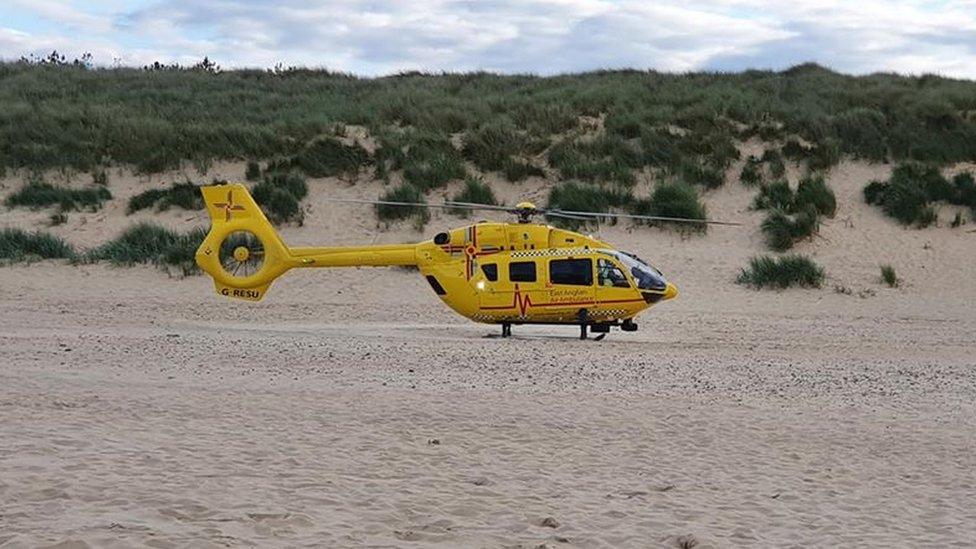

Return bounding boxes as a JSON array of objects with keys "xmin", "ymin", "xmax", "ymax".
[
  {"xmin": 87, "ymin": 222, "xmax": 205, "ymax": 274},
  {"xmin": 547, "ymin": 136, "xmax": 640, "ymax": 186},
  {"xmin": 403, "ymin": 147, "xmax": 467, "ymax": 190},
  {"xmin": 832, "ymin": 108, "xmax": 887, "ymax": 161},
  {"xmin": 503, "ymin": 159, "xmax": 546, "ymax": 182},
  {"xmin": 0, "ymin": 228, "xmax": 76, "ymax": 262},
  {"xmin": 761, "ymin": 206, "xmax": 819, "ymax": 251},
  {"xmin": 864, "ymin": 180, "xmax": 888, "ymax": 205},
  {"xmin": 807, "ymin": 139, "xmax": 841, "ymax": 172},
  {"xmin": 5, "ymin": 180, "xmax": 112, "ymax": 211},
  {"xmin": 795, "ymin": 175, "xmax": 837, "ymax": 217},
  {"xmin": 737, "ymin": 254, "xmax": 825, "ymax": 289},
  {"xmin": 127, "ymin": 181, "xmax": 203, "ymax": 213},
  {"xmin": 740, "ymin": 157, "xmax": 763, "ymax": 187},
  {"xmin": 245, "ymin": 160, "xmax": 261, "ymax": 181},
  {"xmin": 92, "ymin": 167, "xmax": 108, "ymax": 186},
  {"xmin": 462, "ymin": 122, "xmax": 524, "ymax": 171},
  {"xmin": 761, "ymin": 149, "xmax": 786, "ymax": 179},
  {"xmin": 952, "ymin": 172, "xmax": 976, "ymax": 214},
  {"xmin": 449, "ymin": 177, "xmax": 498, "ymax": 217},
  {"xmin": 631, "ymin": 181, "xmax": 707, "ymax": 232},
  {"xmin": 376, "ymin": 183, "xmax": 430, "ymax": 225},
  {"xmin": 545, "ymin": 181, "xmax": 634, "ymax": 229},
  {"xmin": 261, "ymin": 171, "xmax": 308, "ymax": 200},
  {"xmin": 679, "ymin": 159, "xmax": 724, "ymax": 189},
  {"xmin": 880, "ymin": 264, "xmax": 899, "ymax": 287},
  {"xmin": 293, "ymin": 137, "xmax": 371, "ymax": 178},
  {"xmin": 781, "ymin": 139, "xmax": 810, "ymax": 160},
  {"xmin": 753, "ymin": 180, "xmax": 794, "ymax": 211},
  {"xmin": 376, "ymin": 132, "xmax": 466, "ymax": 190},
  {"xmin": 251, "ymin": 177, "xmax": 305, "ymax": 225}
]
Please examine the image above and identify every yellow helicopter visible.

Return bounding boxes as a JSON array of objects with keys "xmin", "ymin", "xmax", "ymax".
[{"xmin": 194, "ymin": 183, "xmax": 734, "ymax": 339}]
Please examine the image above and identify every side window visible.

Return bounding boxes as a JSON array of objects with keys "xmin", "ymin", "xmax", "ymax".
[
  {"xmin": 598, "ymin": 258, "xmax": 631, "ymax": 288},
  {"xmin": 509, "ymin": 261, "xmax": 537, "ymax": 282},
  {"xmin": 481, "ymin": 263, "xmax": 498, "ymax": 282},
  {"xmin": 550, "ymin": 258, "xmax": 593, "ymax": 286}
]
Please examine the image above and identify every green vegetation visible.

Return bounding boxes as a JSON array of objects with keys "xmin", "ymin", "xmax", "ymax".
[
  {"xmin": 753, "ymin": 180, "xmax": 794, "ymax": 211},
  {"xmin": 251, "ymin": 171, "xmax": 308, "ymax": 225},
  {"xmin": 864, "ymin": 163, "xmax": 976, "ymax": 226},
  {"xmin": 880, "ymin": 264, "xmax": 900, "ymax": 287},
  {"xmin": 761, "ymin": 206, "xmax": 819, "ymax": 252},
  {"xmin": 376, "ymin": 183, "xmax": 429, "ymax": 225},
  {"xmin": 0, "ymin": 228, "xmax": 75, "ymax": 262},
  {"xmin": 740, "ymin": 157, "xmax": 763, "ymax": 186},
  {"xmin": 374, "ymin": 130, "xmax": 466, "ymax": 190},
  {"xmin": 5, "ymin": 179, "xmax": 111, "ymax": 211},
  {"xmin": 502, "ymin": 160, "xmax": 546, "ymax": 182},
  {"xmin": 127, "ymin": 180, "xmax": 203, "ymax": 213},
  {"xmin": 545, "ymin": 181, "xmax": 634, "ymax": 229},
  {"xmin": 245, "ymin": 160, "xmax": 261, "ymax": 181},
  {"xmin": 753, "ymin": 175, "xmax": 836, "ymax": 250},
  {"xmin": 7, "ymin": 62, "xmax": 976, "ymax": 181},
  {"xmin": 631, "ymin": 181, "xmax": 707, "ymax": 232},
  {"xmin": 737, "ymin": 254, "xmax": 825, "ymax": 289},
  {"xmin": 292, "ymin": 136, "xmax": 371, "ymax": 178},
  {"xmin": 87, "ymin": 222, "xmax": 205, "ymax": 275},
  {"xmin": 547, "ymin": 135, "xmax": 640, "ymax": 186},
  {"xmin": 461, "ymin": 122, "xmax": 525, "ymax": 172},
  {"xmin": 795, "ymin": 175, "xmax": 837, "ymax": 217},
  {"xmin": 449, "ymin": 178, "xmax": 498, "ymax": 218}
]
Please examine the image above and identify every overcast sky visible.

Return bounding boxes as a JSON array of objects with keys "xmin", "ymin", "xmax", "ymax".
[{"xmin": 1, "ymin": 0, "xmax": 975, "ymax": 78}]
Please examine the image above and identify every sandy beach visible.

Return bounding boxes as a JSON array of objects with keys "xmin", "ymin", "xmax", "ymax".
[{"xmin": 2, "ymin": 161, "xmax": 976, "ymax": 547}]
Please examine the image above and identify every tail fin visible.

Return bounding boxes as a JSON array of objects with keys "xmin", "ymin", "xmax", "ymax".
[{"xmin": 195, "ymin": 184, "xmax": 293, "ymax": 301}]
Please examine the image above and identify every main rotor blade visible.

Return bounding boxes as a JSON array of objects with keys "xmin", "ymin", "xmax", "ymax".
[
  {"xmin": 324, "ymin": 197, "xmax": 502, "ymax": 212},
  {"xmin": 548, "ymin": 209, "xmax": 741, "ymax": 226},
  {"xmin": 544, "ymin": 211, "xmax": 598, "ymax": 221},
  {"xmin": 443, "ymin": 200, "xmax": 513, "ymax": 212}
]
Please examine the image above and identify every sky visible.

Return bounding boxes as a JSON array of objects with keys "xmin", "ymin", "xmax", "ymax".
[{"xmin": 1, "ymin": 0, "xmax": 975, "ymax": 78}]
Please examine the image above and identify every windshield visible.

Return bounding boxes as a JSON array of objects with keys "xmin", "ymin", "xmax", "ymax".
[{"xmin": 613, "ymin": 251, "xmax": 666, "ymax": 291}]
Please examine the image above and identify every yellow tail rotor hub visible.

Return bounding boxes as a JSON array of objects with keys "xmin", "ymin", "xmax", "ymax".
[{"xmin": 233, "ymin": 246, "xmax": 250, "ymax": 262}]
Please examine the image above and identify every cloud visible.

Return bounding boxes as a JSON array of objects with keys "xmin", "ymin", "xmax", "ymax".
[{"xmin": 0, "ymin": 0, "xmax": 974, "ymax": 78}]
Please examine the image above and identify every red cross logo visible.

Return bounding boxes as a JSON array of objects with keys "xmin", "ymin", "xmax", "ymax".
[{"xmin": 213, "ymin": 190, "xmax": 245, "ymax": 221}]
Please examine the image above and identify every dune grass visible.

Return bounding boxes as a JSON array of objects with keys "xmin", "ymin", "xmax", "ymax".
[
  {"xmin": 864, "ymin": 163, "xmax": 976, "ymax": 226},
  {"xmin": 761, "ymin": 206, "xmax": 820, "ymax": 251},
  {"xmin": 127, "ymin": 180, "xmax": 203, "ymax": 213},
  {"xmin": 545, "ymin": 181, "xmax": 634, "ymax": 229},
  {"xmin": 737, "ymin": 254, "xmax": 825, "ymax": 289},
  {"xmin": 376, "ymin": 183, "xmax": 430, "ymax": 225},
  {"xmin": 0, "ymin": 228, "xmax": 76, "ymax": 262},
  {"xmin": 5, "ymin": 179, "xmax": 112, "ymax": 211},
  {"xmin": 630, "ymin": 181, "xmax": 707, "ymax": 232},
  {"xmin": 739, "ymin": 157, "xmax": 763, "ymax": 187},
  {"xmin": 251, "ymin": 171, "xmax": 308, "ymax": 225},
  {"xmin": 449, "ymin": 178, "xmax": 498, "ymax": 218},
  {"xmin": 753, "ymin": 175, "xmax": 835, "ymax": 250},
  {"xmin": 87, "ymin": 222, "xmax": 205, "ymax": 275},
  {"xmin": 880, "ymin": 264, "xmax": 900, "ymax": 287},
  {"xmin": 4, "ymin": 63, "xmax": 976, "ymax": 190},
  {"xmin": 292, "ymin": 136, "xmax": 371, "ymax": 178}
]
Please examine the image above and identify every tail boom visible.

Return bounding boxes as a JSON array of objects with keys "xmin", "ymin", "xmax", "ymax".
[{"xmin": 195, "ymin": 184, "xmax": 419, "ymax": 302}]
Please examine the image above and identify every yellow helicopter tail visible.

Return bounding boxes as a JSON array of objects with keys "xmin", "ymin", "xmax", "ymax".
[{"xmin": 195, "ymin": 183, "xmax": 294, "ymax": 302}]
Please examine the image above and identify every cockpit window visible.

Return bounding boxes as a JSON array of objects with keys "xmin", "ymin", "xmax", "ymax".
[
  {"xmin": 603, "ymin": 251, "xmax": 666, "ymax": 291},
  {"xmin": 597, "ymin": 258, "xmax": 631, "ymax": 288}
]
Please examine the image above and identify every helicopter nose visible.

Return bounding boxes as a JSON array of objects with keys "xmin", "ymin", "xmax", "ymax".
[{"xmin": 663, "ymin": 282, "xmax": 678, "ymax": 300}]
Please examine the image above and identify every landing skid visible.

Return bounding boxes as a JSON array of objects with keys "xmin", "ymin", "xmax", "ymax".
[{"xmin": 493, "ymin": 319, "xmax": 637, "ymax": 340}]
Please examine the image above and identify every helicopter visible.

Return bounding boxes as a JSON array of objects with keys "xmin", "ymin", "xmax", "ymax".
[{"xmin": 194, "ymin": 183, "xmax": 736, "ymax": 339}]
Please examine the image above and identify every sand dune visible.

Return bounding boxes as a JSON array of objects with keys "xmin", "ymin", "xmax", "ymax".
[{"xmin": 1, "ymin": 161, "xmax": 975, "ymax": 547}]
